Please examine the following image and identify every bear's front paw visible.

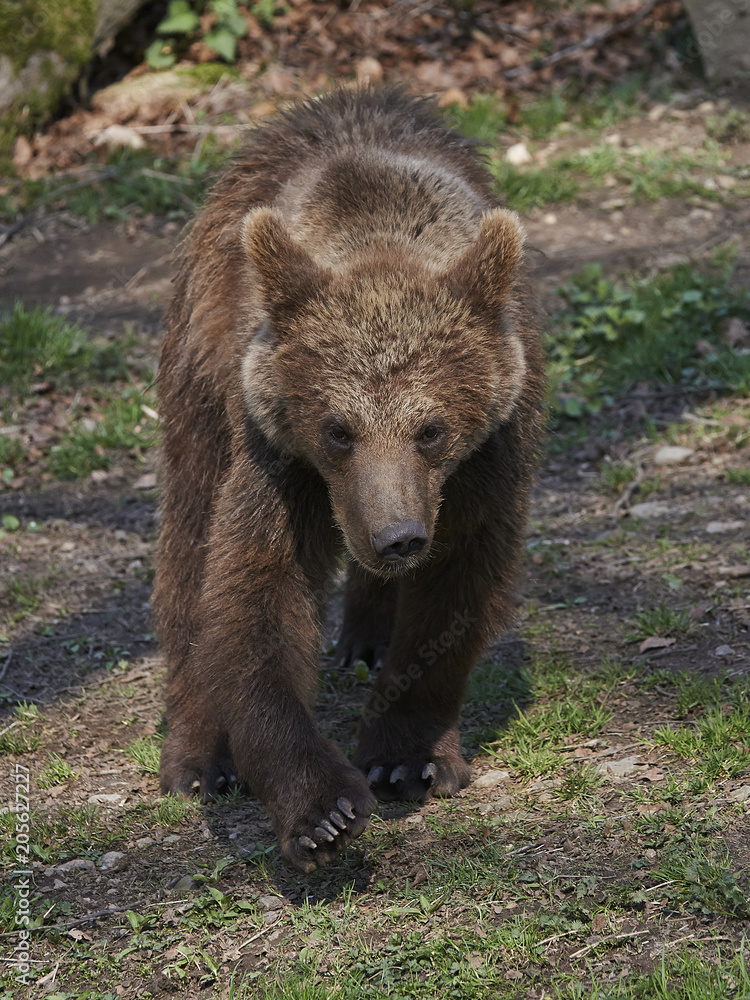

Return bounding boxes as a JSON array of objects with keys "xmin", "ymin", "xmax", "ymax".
[
  {"xmin": 362, "ymin": 756, "xmax": 471, "ymax": 803},
  {"xmin": 280, "ymin": 784, "xmax": 376, "ymax": 874}
]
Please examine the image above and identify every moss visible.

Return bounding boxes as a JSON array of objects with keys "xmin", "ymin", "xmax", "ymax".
[
  {"xmin": 0, "ymin": 0, "xmax": 96, "ymax": 161},
  {"xmin": 177, "ymin": 63, "xmax": 242, "ymax": 86}
]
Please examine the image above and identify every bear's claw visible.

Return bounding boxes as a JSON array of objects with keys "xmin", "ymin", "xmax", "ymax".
[{"xmin": 284, "ymin": 787, "xmax": 375, "ymax": 873}]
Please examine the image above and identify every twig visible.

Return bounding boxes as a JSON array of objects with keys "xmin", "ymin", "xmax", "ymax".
[
  {"xmin": 570, "ymin": 928, "xmax": 650, "ymax": 959},
  {"xmin": 612, "ymin": 446, "xmax": 649, "ymax": 518},
  {"xmin": 538, "ymin": 927, "xmax": 583, "ymax": 947},
  {"xmin": 0, "ymin": 646, "xmax": 12, "ymax": 684},
  {"xmin": 502, "ymin": 0, "xmax": 659, "ymax": 80}
]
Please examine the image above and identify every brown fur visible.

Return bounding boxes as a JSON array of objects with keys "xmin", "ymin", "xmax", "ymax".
[{"xmin": 154, "ymin": 87, "xmax": 546, "ymax": 872}]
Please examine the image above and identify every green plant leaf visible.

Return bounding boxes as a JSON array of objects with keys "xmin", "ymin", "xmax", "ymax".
[
  {"xmin": 203, "ymin": 27, "xmax": 237, "ymax": 61},
  {"xmin": 145, "ymin": 39, "xmax": 177, "ymax": 69},
  {"xmin": 157, "ymin": 0, "xmax": 200, "ymax": 34}
]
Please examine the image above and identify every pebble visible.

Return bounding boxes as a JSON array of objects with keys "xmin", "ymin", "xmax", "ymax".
[
  {"xmin": 54, "ymin": 858, "xmax": 95, "ymax": 873},
  {"xmin": 706, "ymin": 521, "xmax": 745, "ymax": 534},
  {"xmin": 597, "ymin": 756, "xmax": 641, "ymax": 779},
  {"xmin": 714, "ymin": 645, "xmax": 735, "ymax": 657},
  {"xmin": 474, "ymin": 769, "xmax": 511, "ymax": 788},
  {"xmin": 653, "ymin": 445, "xmax": 694, "ymax": 464},
  {"xmin": 729, "ymin": 785, "xmax": 750, "ymax": 803},
  {"xmin": 258, "ymin": 894, "xmax": 284, "ymax": 910},
  {"xmin": 173, "ymin": 875, "xmax": 197, "ymax": 894},
  {"xmin": 136, "ymin": 837, "xmax": 154, "ymax": 849},
  {"xmin": 88, "ymin": 793, "xmax": 123, "ymax": 806},
  {"xmin": 629, "ymin": 501, "xmax": 672, "ymax": 519},
  {"xmin": 99, "ymin": 851, "xmax": 126, "ymax": 871},
  {"xmin": 505, "ymin": 142, "xmax": 532, "ymax": 166}
]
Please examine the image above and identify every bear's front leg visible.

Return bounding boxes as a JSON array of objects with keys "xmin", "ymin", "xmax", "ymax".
[
  {"xmin": 354, "ymin": 529, "xmax": 519, "ymax": 803},
  {"xmin": 337, "ymin": 562, "xmax": 398, "ymax": 670},
  {"xmin": 159, "ymin": 457, "xmax": 376, "ymax": 872}
]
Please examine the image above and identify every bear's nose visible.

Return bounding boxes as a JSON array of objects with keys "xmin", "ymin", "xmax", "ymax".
[{"xmin": 372, "ymin": 520, "xmax": 428, "ymax": 560}]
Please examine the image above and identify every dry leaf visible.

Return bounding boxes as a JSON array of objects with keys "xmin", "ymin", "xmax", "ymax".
[{"xmin": 639, "ymin": 636, "xmax": 677, "ymax": 654}]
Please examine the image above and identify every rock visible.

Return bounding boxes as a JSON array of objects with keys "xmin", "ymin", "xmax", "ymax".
[
  {"xmin": 173, "ymin": 875, "xmax": 198, "ymax": 894},
  {"xmin": 93, "ymin": 124, "xmax": 146, "ymax": 150},
  {"xmin": 714, "ymin": 645, "xmax": 735, "ymax": 657},
  {"xmin": 136, "ymin": 837, "xmax": 154, "ymax": 849},
  {"xmin": 654, "ymin": 445, "xmax": 694, "ymax": 465},
  {"xmin": 729, "ymin": 785, "xmax": 750, "ymax": 802},
  {"xmin": 597, "ymin": 756, "xmax": 641, "ymax": 778},
  {"xmin": 162, "ymin": 834, "xmax": 181, "ymax": 844},
  {"xmin": 0, "ymin": 0, "xmax": 149, "ymax": 160},
  {"xmin": 88, "ymin": 792, "xmax": 124, "ymax": 805},
  {"xmin": 56, "ymin": 858, "xmax": 95, "ymax": 873},
  {"xmin": 355, "ymin": 57, "xmax": 384, "ymax": 86},
  {"xmin": 99, "ymin": 851, "xmax": 126, "ymax": 871},
  {"xmin": 90, "ymin": 70, "xmax": 202, "ymax": 123},
  {"xmin": 706, "ymin": 521, "xmax": 745, "ymax": 534},
  {"xmin": 133, "ymin": 472, "xmax": 158, "ymax": 490},
  {"xmin": 542, "ymin": 213, "xmax": 557, "ymax": 225},
  {"xmin": 505, "ymin": 142, "xmax": 532, "ymax": 166},
  {"xmin": 474, "ymin": 769, "xmax": 511, "ymax": 788},
  {"xmin": 720, "ymin": 317, "xmax": 750, "ymax": 349},
  {"xmin": 628, "ymin": 501, "xmax": 672, "ymax": 519},
  {"xmin": 437, "ymin": 88, "xmax": 469, "ymax": 110},
  {"xmin": 258, "ymin": 895, "xmax": 284, "ymax": 910}
]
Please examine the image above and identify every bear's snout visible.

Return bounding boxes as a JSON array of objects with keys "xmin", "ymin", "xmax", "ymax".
[{"xmin": 372, "ymin": 519, "xmax": 429, "ymax": 561}]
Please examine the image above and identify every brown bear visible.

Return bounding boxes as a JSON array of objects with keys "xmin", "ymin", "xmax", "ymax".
[{"xmin": 154, "ymin": 87, "xmax": 546, "ymax": 873}]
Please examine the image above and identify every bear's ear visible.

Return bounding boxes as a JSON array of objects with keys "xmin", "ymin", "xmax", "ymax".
[
  {"xmin": 444, "ymin": 208, "xmax": 526, "ymax": 315},
  {"xmin": 242, "ymin": 207, "xmax": 325, "ymax": 322}
]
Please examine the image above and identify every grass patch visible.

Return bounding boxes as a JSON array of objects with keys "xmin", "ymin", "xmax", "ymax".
[
  {"xmin": 548, "ymin": 261, "xmax": 750, "ymax": 417},
  {"xmin": 726, "ymin": 467, "xmax": 750, "ymax": 484},
  {"xmin": 37, "ymin": 753, "xmax": 78, "ymax": 788},
  {"xmin": 0, "ymin": 302, "xmax": 128, "ymax": 394},
  {"xmin": 125, "ymin": 735, "xmax": 162, "ymax": 775},
  {"xmin": 0, "ymin": 144, "xmax": 232, "ymax": 226},
  {"xmin": 49, "ymin": 388, "xmax": 158, "ymax": 479},
  {"xmin": 632, "ymin": 603, "xmax": 692, "ymax": 640},
  {"xmin": 488, "ymin": 159, "xmax": 580, "ymax": 212},
  {"xmin": 652, "ymin": 703, "xmax": 750, "ymax": 781}
]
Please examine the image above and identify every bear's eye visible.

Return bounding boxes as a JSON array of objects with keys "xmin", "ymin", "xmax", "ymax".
[
  {"xmin": 327, "ymin": 423, "xmax": 352, "ymax": 447},
  {"xmin": 419, "ymin": 424, "xmax": 442, "ymax": 443}
]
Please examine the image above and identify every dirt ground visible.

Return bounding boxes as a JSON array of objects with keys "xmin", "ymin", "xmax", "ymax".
[{"xmin": 1, "ymin": 100, "xmax": 749, "ymax": 998}]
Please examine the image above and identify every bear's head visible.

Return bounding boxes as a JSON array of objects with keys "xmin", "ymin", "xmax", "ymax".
[{"xmin": 241, "ymin": 206, "xmax": 530, "ymax": 575}]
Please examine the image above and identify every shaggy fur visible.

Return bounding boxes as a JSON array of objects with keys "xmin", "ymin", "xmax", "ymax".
[{"xmin": 154, "ymin": 87, "xmax": 546, "ymax": 872}]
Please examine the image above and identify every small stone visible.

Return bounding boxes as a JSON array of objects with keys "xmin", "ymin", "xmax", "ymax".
[
  {"xmin": 134, "ymin": 473, "xmax": 157, "ymax": 490},
  {"xmin": 263, "ymin": 910, "xmax": 279, "ymax": 924},
  {"xmin": 136, "ymin": 837, "xmax": 154, "ymax": 849},
  {"xmin": 714, "ymin": 645, "xmax": 734, "ymax": 657},
  {"xmin": 437, "ymin": 87, "xmax": 469, "ymax": 110},
  {"xmin": 542, "ymin": 212, "xmax": 557, "ymax": 225},
  {"xmin": 162, "ymin": 834, "xmax": 181, "ymax": 844},
  {"xmin": 598, "ymin": 756, "xmax": 641, "ymax": 778},
  {"xmin": 654, "ymin": 445, "xmax": 694, "ymax": 465},
  {"xmin": 601, "ymin": 197, "xmax": 627, "ymax": 211},
  {"xmin": 706, "ymin": 521, "xmax": 745, "ymax": 534},
  {"xmin": 629, "ymin": 501, "xmax": 671, "ymax": 519},
  {"xmin": 505, "ymin": 142, "xmax": 532, "ymax": 166},
  {"xmin": 88, "ymin": 792, "xmax": 123, "ymax": 806},
  {"xmin": 258, "ymin": 894, "xmax": 284, "ymax": 910},
  {"xmin": 355, "ymin": 57, "xmax": 384, "ymax": 85},
  {"xmin": 474, "ymin": 769, "xmax": 511, "ymax": 788},
  {"xmin": 174, "ymin": 875, "xmax": 197, "ymax": 894},
  {"xmin": 729, "ymin": 785, "xmax": 750, "ymax": 802},
  {"xmin": 57, "ymin": 858, "xmax": 95, "ymax": 873},
  {"xmin": 99, "ymin": 851, "xmax": 126, "ymax": 871},
  {"xmin": 93, "ymin": 124, "xmax": 146, "ymax": 151}
]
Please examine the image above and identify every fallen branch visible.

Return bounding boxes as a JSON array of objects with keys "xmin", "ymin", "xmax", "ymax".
[
  {"xmin": 570, "ymin": 928, "xmax": 650, "ymax": 960},
  {"xmin": 502, "ymin": 0, "xmax": 659, "ymax": 80}
]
